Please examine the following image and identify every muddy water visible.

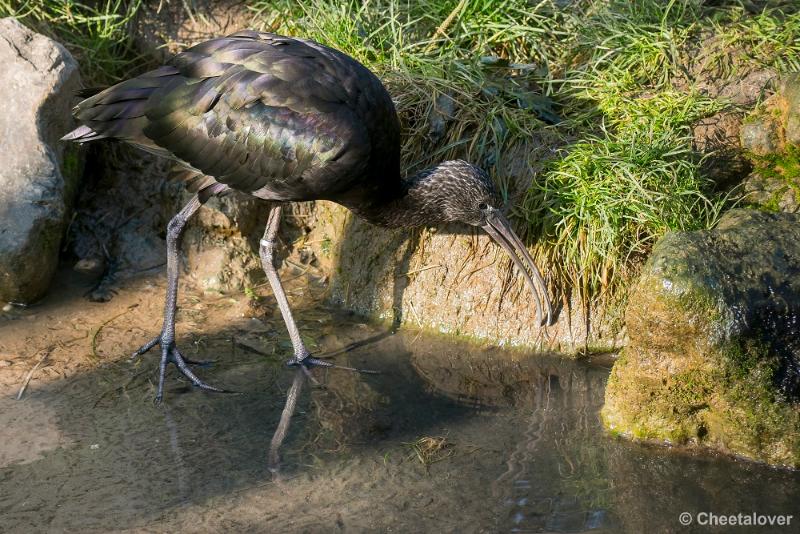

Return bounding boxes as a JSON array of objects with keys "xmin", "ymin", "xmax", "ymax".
[{"xmin": 1, "ymin": 289, "xmax": 799, "ymax": 532}]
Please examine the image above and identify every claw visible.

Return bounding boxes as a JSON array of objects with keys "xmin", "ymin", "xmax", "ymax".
[
  {"xmin": 172, "ymin": 348, "xmax": 225, "ymax": 392},
  {"xmin": 135, "ymin": 335, "xmax": 226, "ymax": 403},
  {"xmin": 131, "ymin": 335, "xmax": 160, "ymax": 361},
  {"xmin": 287, "ymin": 354, "xmax": 379, "ymax": 375}
]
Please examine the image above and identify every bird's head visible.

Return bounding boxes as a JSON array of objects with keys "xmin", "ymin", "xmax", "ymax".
[{"xmin": 422, "ymin": 160, "xmax": 553, "ymax": 326}]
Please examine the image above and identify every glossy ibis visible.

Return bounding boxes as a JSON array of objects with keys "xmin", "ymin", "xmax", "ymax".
[{"xmin": 62, "ymin": 30, "xmax": 553, "ymax": 403}]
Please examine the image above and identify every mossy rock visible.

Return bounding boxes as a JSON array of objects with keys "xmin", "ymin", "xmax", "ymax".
[
  {"xmin": 741, "ymin": 74, "xmax": 800, "ymax": 213},
  {"xmin": 602, "ymin": 209, "xmax": 800, "ymax": 467}
]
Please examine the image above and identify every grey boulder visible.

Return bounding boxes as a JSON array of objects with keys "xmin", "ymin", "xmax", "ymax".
[{"xmin": 0, "ymin": 18, "xmax": 81, "ymax": 303}]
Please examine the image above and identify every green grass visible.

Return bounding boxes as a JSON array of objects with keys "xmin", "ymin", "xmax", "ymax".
[
  {"xmin": 5, "ymin": 0, "xmax": 800, "ymax": 308},
  {"xmin": 0, "ymin": 0, "xmax": 146, "ymax": 84}
]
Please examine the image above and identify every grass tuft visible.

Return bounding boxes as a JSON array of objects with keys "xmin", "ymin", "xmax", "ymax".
[
  {"xmin": 7, "ymin": 0, "xmax": 800, "ymax": 309},
  {"xmin": 0, "ymin": 0, "xmax": 146, "ymax": 84}
]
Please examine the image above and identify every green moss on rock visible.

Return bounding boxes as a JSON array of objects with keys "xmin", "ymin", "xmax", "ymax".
[
  {"xmin": 602, "ymin": 209, "xmax": 800, "ymax": 467},
  {"xmin": 742, "ymin": 75, "xmax": 800, "ymax": 213}
]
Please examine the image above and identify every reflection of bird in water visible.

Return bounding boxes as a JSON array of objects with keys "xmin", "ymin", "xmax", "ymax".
[
  {"xmin": 268, "ymin": 370, "xmax": 305, "ymax": 472},
  {"xmin": 62, "ymin": 30, "xmax": 552, "ymax": 403}
]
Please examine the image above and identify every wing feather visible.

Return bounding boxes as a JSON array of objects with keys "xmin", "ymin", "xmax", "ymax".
[{"xmin": 65, "ymin": 30, "xmax": 396, "ymax": 201}]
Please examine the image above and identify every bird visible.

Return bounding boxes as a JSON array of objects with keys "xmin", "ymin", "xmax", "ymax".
[{"xmin": 62, "ymin": 30, "xmax": 553, "ymax": 403}]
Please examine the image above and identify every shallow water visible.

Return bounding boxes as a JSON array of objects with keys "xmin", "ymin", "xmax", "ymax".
[{"xmin": 1, "ymin": 311, "xmax": 798, "ymax": 533}]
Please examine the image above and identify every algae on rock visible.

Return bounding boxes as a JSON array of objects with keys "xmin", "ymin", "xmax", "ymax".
[
  {"xmin": 742, "ymin": 74, "xmax": 800, "ymax": 213},
  {"xmin": 602, "ymin": 209, "xmax": 800, "ymax": 467}
]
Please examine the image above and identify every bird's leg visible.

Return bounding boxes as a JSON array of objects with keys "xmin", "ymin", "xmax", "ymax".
[
  {"xmin": 260, "ymin": 205, "xmax": 323, "ymax": 370},
  {"xmin": 132, "ymin": 189, "xmax": 226, "ymax": 403},
  {"xmin": 259, "ymin": 205, "xmax": 377, "ymax": 375}
]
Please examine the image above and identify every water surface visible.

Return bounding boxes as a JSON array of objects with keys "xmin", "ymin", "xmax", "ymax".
[{"xmin": 1, "ymin": 312, "xmax": 798, "ymax": 533}]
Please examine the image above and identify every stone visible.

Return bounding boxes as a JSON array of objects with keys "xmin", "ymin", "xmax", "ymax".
[
  {"xmin": 741, "ymin": 115, "xmax": 781, "ymax": 156},
  {"xmin": 0, "ymin": 18, "xmax": 81, "ymax": 303},
  {"xmin": 602, "ymin": 209, "xmax": 800, "ymax": 467},
  {"xmin": 68, "ymin": 144, "xmax": 176, "ymax": 288},
  {"xmin": 739, "ymin": 75, "xmax": 800, "ymax": 213},
  {"xmin": 300, "ymin": 201, "xmax": 622, "ymax": 353},
  {"xmin": 741, "ymin": 74, "xmax": 800, "ymax": 156},
  {"xmin": 692, "ymin": 111, "xmax": 750, "ymax": 186},
  {"xmin": 781, "ymin": 74, "xmax": 800, "ymax": 146},
  {"xmin": 742, "ymin": 171, "xmax": 799, "ymax": 213}
]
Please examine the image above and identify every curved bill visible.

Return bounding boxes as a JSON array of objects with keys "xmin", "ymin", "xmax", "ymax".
[{"xmin": 482, "ymin": 211, "xmax": 553, "ymax": 326}]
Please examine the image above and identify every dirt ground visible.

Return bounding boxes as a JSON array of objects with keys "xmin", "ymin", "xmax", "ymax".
[{"xmin": 0, "ymin": 261, "xmax": 322, "ymax": 399}]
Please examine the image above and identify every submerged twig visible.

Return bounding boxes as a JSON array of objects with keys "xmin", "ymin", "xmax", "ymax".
[{"xmin": 403, "ymin": 436, "xmax": 455, "ymax": 469}]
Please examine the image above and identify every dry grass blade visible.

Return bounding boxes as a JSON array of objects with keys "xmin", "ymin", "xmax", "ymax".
[
  {"xmin": 91, "ymin": 304, "xmax": 138, "ymax": 359},
  {"xmin": 16, "ymin": 349, "xmax": 52, "ymax": 400},
  {"xmin": 404, "ymin": 436, "xmax": 455, "ymax": 467}
]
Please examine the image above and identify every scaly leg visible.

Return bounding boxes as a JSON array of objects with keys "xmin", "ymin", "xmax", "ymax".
[
  {"xmin": 133, "ymin": 185, "xmax": 228, "ymax": 403},
  {"xmin": 259, "ymin": 204, "xmax": 376, "ymax": 375}
]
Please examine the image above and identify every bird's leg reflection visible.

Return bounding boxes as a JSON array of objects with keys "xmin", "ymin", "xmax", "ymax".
[
  {"xmin": 268, "ymin": 368, "xmax": 307, "ymax": 473},
  {"xmin": 163, "ymin": 405, "xmax": 189, "ymax": 500}
]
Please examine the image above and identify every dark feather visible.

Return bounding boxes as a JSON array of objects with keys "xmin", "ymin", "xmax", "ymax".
[{"xmin": 63, "ymin": 30, "xmax": 402, "ymax": 204}]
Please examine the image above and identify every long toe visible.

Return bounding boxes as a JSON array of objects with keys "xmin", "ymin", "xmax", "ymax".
[
  {"xmin": 287, "ymin": 355, "xmax": 379, "ymax": 375},
  {"xmin": 171, "ymin": 347, "xmax": 226, "ymax": 393},
  {"xmin": 136, "ymin": 335, "xmax": 225, "ymax": 403},
  {"xmin": 132, "ymin": 334, "xmax": 161, "ymax": 360}
]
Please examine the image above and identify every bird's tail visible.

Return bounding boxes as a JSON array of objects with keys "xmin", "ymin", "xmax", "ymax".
[
  {"xmin": 60, "ymin": 87, "xmax": 109, "ymax": 142},
  {"xmin": 60, "ymin": 65, "xmax": 179, "ymax": 151}
]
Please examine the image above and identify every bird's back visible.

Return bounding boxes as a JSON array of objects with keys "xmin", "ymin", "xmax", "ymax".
[{"xmin": 65, "ymin": 31, "xmax": 402, "ymax": 204}]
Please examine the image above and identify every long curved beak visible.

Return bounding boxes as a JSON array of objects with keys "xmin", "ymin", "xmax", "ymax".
[{"xmin": 482, "ymin": 210, "xmax": 553, "ymax": 326}]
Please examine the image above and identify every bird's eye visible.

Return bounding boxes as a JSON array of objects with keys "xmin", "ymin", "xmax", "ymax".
[{"xmin": 478, "ymin": 202, "xmax": 488, "ymax": 210}]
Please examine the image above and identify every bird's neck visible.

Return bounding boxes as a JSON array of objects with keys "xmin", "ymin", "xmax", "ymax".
[{"xmin": 347, "ymin": 166, "xmax": 449, "ymax": 228}]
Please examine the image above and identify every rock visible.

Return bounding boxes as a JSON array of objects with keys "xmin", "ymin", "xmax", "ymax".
[
  {"xmin": 742, "ymin": 171, "xmax": 799, "ymax": 213},
  {"xmin": 302, "ymin": 201, "xmax": 622, "ymax": 353},
  {"xmin": 740, "ymin": 115, "xmax": 782, "ymax": 156},
  {"xmin": 739, "ymin": 75, "xmax": 800, "ymax": 213},
  {"xmin": 0, "ymin": 18, "xmax": 81, "ymax": 303},
  {"xmin": 692, "ymin": 111, "xmax": 751, "ymax": 185},
  {"xmin": 781, "ymin": 74, "xmax": 800, "ymax": 146},
  {"xmin": 602, "ymin": 209, "xmax": 800, "ymax": 467},
  {"xmin": 741, "ymin": 74, "xmax": 800, "ymax": 156},
  {"xmin": 716, "ymin": 69, "xmax": 777, "ymax": 107},
  {"xmin": 677, "ymin": 27, "xmax": 777, "ymax": 107},
  {"xmin": 68, "ymin": 144, "xmax": 177, "ymax": 284},
  {"xmin": 72, "ymin": 257, "xmax": 106, "ymax": 277},
  {"xmin": 427, "ymin": 93, "xmax": 457, "ymax": 144}
]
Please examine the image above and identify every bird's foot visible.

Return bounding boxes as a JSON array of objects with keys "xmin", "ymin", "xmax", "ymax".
[
  {"xmin": 132, "ymin": 334, "xmax": 224, "ymax": 404},
  {"xmin": 286, "ymin": 353, "xmax": 379, "ymax": 377}
]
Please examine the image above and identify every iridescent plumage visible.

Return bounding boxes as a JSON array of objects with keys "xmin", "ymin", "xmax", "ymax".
[
  {"xmin": 63, "ymin": 30, "xmax": 553, "ymax": 404},
  {"xmin": 66, "ymin": 30, "xmax": 400, "ymax": 206}
]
